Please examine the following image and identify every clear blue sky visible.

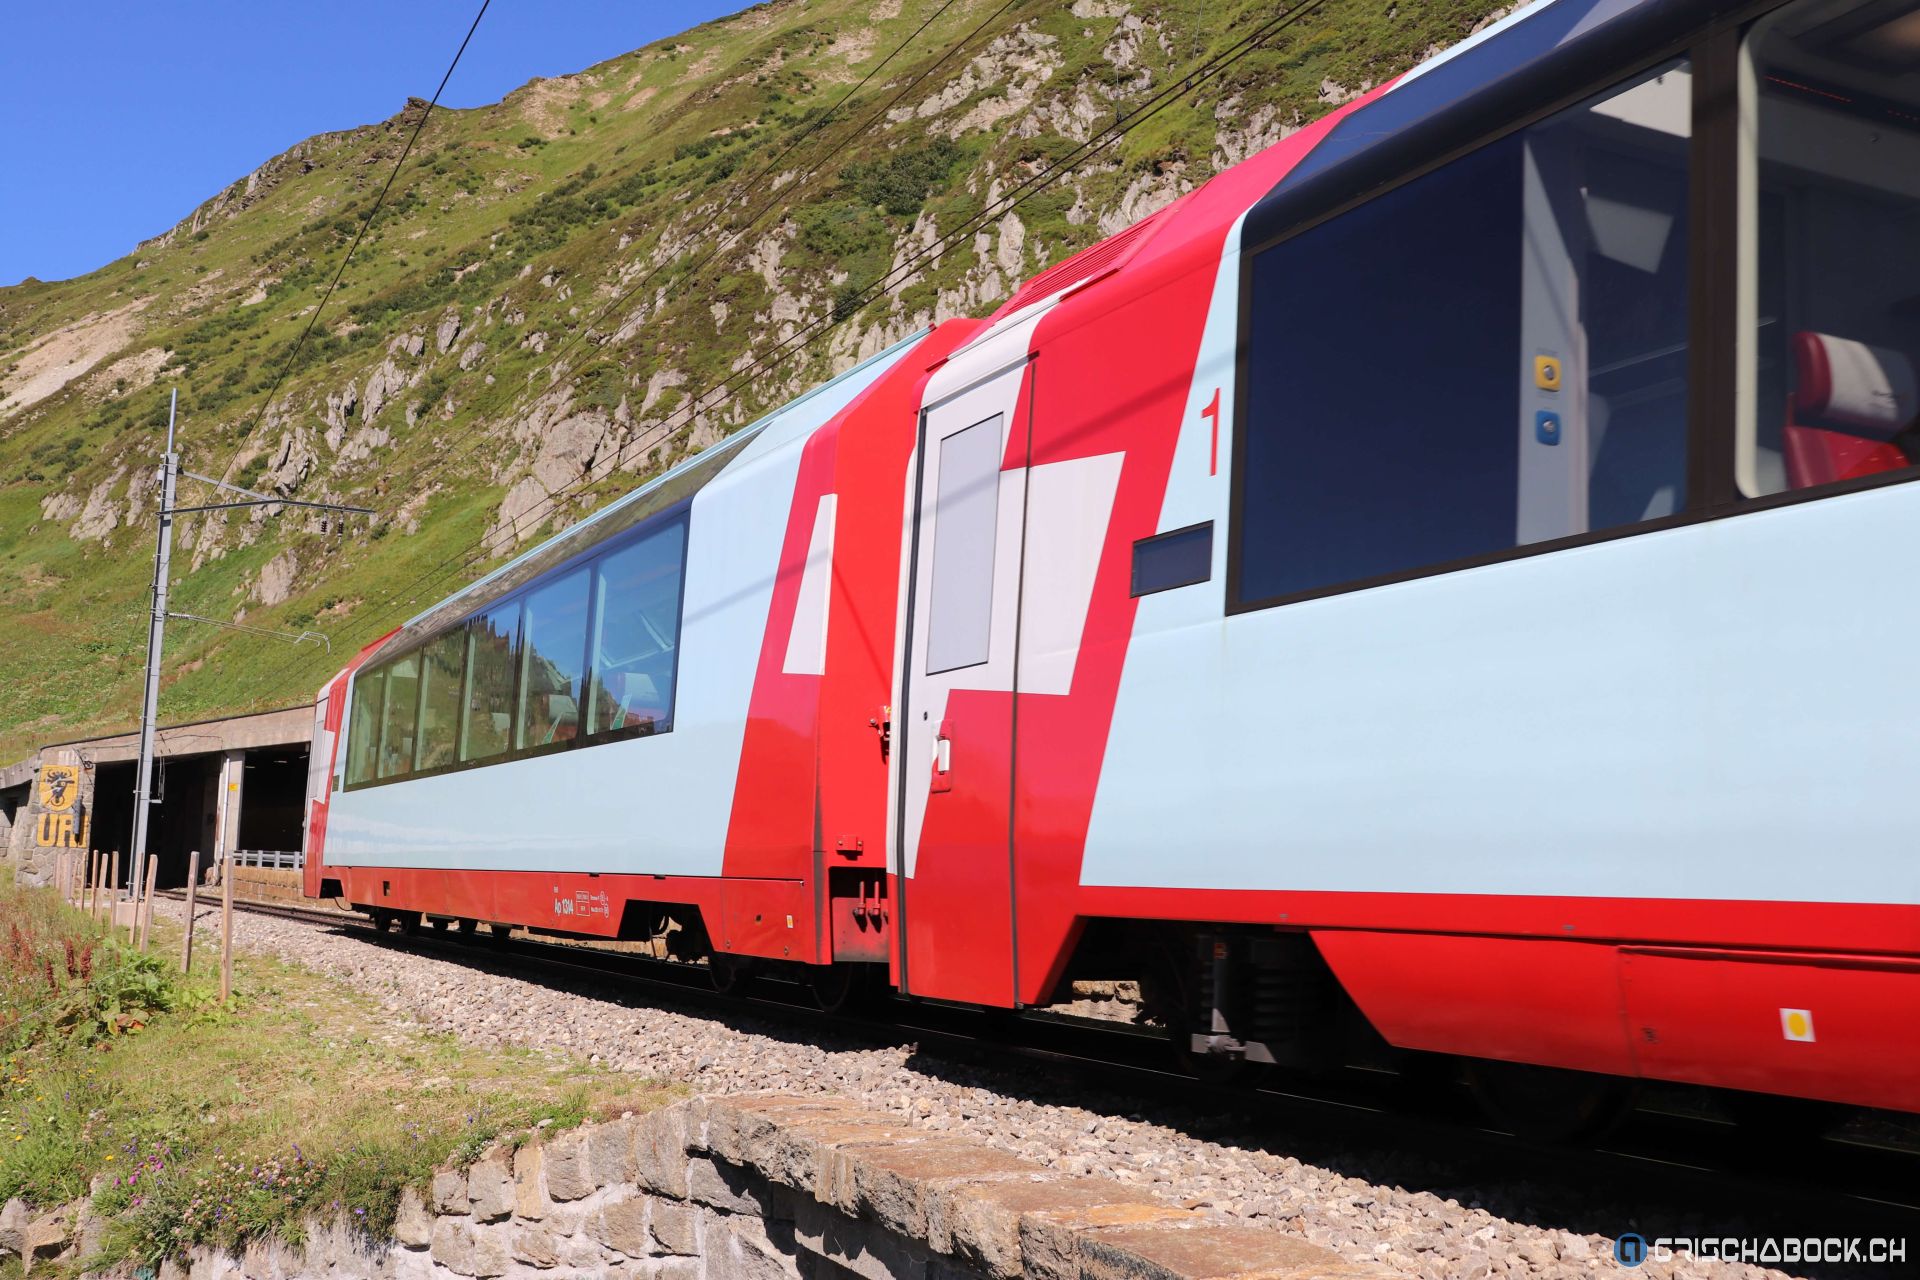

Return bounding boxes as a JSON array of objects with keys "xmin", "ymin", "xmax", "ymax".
[{"xmin": 0, "ymin": 2, "xmax": 743, "ymax": 287}]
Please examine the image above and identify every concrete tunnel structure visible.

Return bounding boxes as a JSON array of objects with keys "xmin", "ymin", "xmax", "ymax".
[{"xmin": 0, "ymin": 705, "xmax": 312, "ymax": 893}]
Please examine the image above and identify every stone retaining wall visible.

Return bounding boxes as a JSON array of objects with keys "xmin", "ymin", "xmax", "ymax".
[
  {"xmin": 228, "ymin": 865, "xmax": 304, "ymax": 904},
  {"xmin": 160, "ymin": 1094, "xmax": 1390, "ymax": 1280}
]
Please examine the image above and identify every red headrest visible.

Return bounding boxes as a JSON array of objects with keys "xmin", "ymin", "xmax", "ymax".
[{"xmin": 1791, "ymin": 331, "xmax": 1917, "ymax": 439}]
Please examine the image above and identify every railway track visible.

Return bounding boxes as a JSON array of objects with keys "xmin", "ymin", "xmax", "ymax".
[{"xmin": 163, "ymin": 889, "xmax": 1920, "ymax": 1278}]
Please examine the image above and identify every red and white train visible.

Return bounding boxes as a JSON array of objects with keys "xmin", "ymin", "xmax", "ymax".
[{"xmin": 306, "ymin": 0, "xmax": 1920, "ymax": 1127}]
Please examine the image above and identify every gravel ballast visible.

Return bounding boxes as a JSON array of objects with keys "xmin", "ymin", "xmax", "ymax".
[{"xmin": 158, "ymin": 900, "xmax": 1811, "ymax": 1280}]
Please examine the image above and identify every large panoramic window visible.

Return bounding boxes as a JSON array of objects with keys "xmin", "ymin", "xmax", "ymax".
[
  {"xmin": 416, "ymin": 629, "xmax": 466, "ymax": 772},
  {"xmin": 517, "ymin": 567, "xmax": 591, "ymax": 750},
  {"xmin": 1235, "ymin": 62, "xmax": 1692, "ymax": 606},
  {"xmin": 345, "ymin": 673, "xmax": 382, "ymax": 788},
  {"xmin": 585, "ymin": 519, "xmax": 686, "ymax": 737},
  {"xmin": 376, "ymin": 656, "xmax": 420, "ymax": 780},
  {"xmin": 462, "ymin": 602, "xmax": 521, "ymax": 764},
  {"xmin": 1737, "ymin": 0, "xmax": 1920, "ymax": 496}
]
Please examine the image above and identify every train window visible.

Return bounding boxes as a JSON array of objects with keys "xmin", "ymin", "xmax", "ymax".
[
  {"xmin": 376, "ymin": 655, "xmax": 420, "ymax": 779},
  {"xmin": 585, "ymin": 519, "xmax": 686, "ymax": 738},
  {"xmin": 416, "ymin": 629, "xmax": 466, "ymax": 772},
  {"xmin": 517, "ymin": 566, "xmax": 590, "ymax": 750},
  {"xmin": 1736, "ymin": 0, "xmax": 1920, "ymax": 497},
  {"xmin": 461, "ymin": 602, "xmax": 520, "ymax": 763},
  {"xmin": 926, "ymin": 415, "xmax": 1003, "ymax": 674},
  {"xmin": 1131, "ymin": 522, "xmax": 1213, "ymax": 597},
  {"xmin": 345, "ymin": 671, "xmax": 382, "ymax": 787},
  {"xmin": 1235, "ymin": 62, "xmax": 1692, "ymax": 606}
]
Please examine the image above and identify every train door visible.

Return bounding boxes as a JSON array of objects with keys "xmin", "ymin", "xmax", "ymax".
[{"xmin": 892, "ymin": 355, "xmax": 1032, "ymax": 1005}]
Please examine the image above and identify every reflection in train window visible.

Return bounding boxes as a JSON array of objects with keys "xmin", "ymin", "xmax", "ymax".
[
  {"xmin": 416, "ymin": 628, "xmax": 465, "ymax": 772},
  {"xmin": 346, "ymin": 672, "xmax": 382, "ymax": 787},
  {"xmin": 461, "ymin": 602, "xmax": 520, "ymax": 764},
  {"xmin": 586, "ymin": 519, "xmax": 686, "ymax": 737},
  {"xmin": 1738, "ymin": 0, "xmax": 1920, "ymax": 496},
  {"xmin": 1236, "ymin": 62, "xmax": 1691, "ymax": 605},
  {"xmin": 376, "ymin": 656, "xmax": 419, "ymax": 780},
  {"xmin": 516, "ymin": 567, "xmax": 590, "ymax": 750}
]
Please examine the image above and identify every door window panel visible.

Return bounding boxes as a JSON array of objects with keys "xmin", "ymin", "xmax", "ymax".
[
  {"xmin": 1738, "ymin": 0, "xmax": 1920, "ymax": 496},
  {"xmin": 462, "ymin": 603, "xmax": 520, "ymax": 763},
  {"xmin": 376, "ymin": 656, "xmax": 420, "ymax": 779},
  {"xmin": 517, "ymin": 568, "xmax": 590, "ymax": 749},
  {"xmin": 1236, "ymin": 63, "xmax": 1691, "ymax": 605},
  {"xmin": 926, "ymin": 415, "xmax": 1003, "ymax": 674},
  {"xmin": 417, "ymin": 629, "xmax": 466, "ymax": 772},
  {"xmin": 586, "ymin": 521, "xmax": 686, "ymax": 737}
]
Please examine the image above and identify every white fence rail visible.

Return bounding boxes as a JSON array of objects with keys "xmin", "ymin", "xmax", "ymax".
[{"xmin": 225, "ymin": 849, "xmax": 303, "ymax": 871}]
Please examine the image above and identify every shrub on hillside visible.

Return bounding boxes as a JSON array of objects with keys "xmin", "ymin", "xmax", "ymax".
[
  {"xmin": 843, "ymin": 140, "xmax": 964, "ymax": 218},
  {"xmin": 0, "ymin": 889, "xmax": 181, "ymax": 1052}
]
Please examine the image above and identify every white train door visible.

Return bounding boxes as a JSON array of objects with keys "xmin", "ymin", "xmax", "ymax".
[{"xmin": 892, "ymin": 350, "xmax": 1033, "ymax": 1005}]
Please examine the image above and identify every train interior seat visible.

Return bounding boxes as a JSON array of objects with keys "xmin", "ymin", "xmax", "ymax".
[{"xmin": 1782, "ymin": 330, "xmax": 1917, "ymax": 489}]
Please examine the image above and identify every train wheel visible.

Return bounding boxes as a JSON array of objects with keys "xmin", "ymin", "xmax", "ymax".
[
  {"xmin": 1723, "ymin": 1092, "xmax": 1841, "ymax": 1148},
  {"xmin": 1464, "ymin": 1059, "xmax": 1635, "ymax": 1144},
  {"xmin": 396, "ymin": 912, "xmax": 420, "ymax": 937},
  {"xmin": 456, "ymin": 918, "xmax": 480, "ymax": 942},
  {"xmin": 807, "ymin": 964, "xmax": 871, "ymax": 1014},
  {"xmin": 709, "ymin": 955, "xmax": 749, "ymax": 995},
  {"xmin": 367, "ymin": 908, "xmax": 392, "ymax": 933}
]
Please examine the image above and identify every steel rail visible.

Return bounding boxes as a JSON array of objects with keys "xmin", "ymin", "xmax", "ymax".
[{"xmin": 159, "ymin": 888, "xmax": 1920, "ymax": 1274}]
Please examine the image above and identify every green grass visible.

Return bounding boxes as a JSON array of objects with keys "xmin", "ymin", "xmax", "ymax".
[
  {"xmin": 0, "ymin": 881, "xmax": 677, "ymax": 1274},
  {"xmin": 0, "ymin": 0, "xmax": 1509, "ymax": 764}
]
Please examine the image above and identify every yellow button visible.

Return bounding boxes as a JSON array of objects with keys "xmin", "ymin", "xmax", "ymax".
[{"xmin": 1534, "ymin": 355, "xmax": 1562, "ymax": 392}]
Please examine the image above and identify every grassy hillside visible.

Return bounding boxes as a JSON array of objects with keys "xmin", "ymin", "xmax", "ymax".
[{"xmin": 0, "ymin": 0, "xmax": 1508, "ymax": 762}]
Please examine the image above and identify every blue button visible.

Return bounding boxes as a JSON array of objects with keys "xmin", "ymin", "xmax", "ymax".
[{"xmin": 1535, "ymin": 410, "xmax": 1561, "ymax": 445}]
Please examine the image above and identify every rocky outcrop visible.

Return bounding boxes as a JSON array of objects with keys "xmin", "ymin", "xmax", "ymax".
[
  {"xmin": 253, "ymin": 549, "xmax": 300, "ymax": 606},
  {"xmin": 362, "ymin": 356, "xmax": 411, "ymax": 424},
  {"xmin": 70, "ymin": 468, "xmax": 125, "ymax": 542}
]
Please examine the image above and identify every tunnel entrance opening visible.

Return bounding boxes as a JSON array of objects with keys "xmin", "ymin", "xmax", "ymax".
[
  {"xmin": 87, "ymin": 762, "xmax": 134, "ymax": 886},
  {"xmin": 88, "ymin": 755, "xmax": 222, "ymax": 890},
  {"xmin": 81, "ymin": 747, "xmax": 308, "ymax": 891},
  {"xmin": 237, "ymin": 748, "xmax": 307, "ymax": 857}
]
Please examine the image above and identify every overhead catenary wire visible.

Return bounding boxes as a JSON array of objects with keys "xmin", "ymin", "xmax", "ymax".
[
  {"xmin": 255, "ymin": 0, "xmax": 1339, "ymax": 697},
  {"xmin": 228, "ymin": 0, "xmax": 493, "ymax": 453},
  {"xmin": 253, "ymin": 0, "xmax": 1339, "ymax": 698},
  {"xmin": 245, "ymin": 0, "xmax": 1012, "ymax": 691},
  {"xmin": 416, "ymin": 0, "xmax": 1340, "ymax": 576},
  {"xmin": 370, "ymin": 0, "xmax": 1013, "ymax": 520}
]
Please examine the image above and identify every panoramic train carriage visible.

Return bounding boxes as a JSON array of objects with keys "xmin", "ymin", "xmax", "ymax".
[{"xmin": 309, "ymin": 0, "xmax": 1920, "ymax": 1125}]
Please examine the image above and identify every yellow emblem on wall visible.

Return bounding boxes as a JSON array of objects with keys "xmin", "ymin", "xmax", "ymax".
[
  {"xmin": 34, "ymin": 765, "xmax": 87, "ymax": 850},
  {"xmin": 37, "ymin": 765, "xmax": 79, "ymax": 813}
]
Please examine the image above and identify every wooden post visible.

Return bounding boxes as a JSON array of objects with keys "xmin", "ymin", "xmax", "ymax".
[
  {"xmin": 219, "ymin": 859, "xmax": 234, "ymax": 1003},
  {"xmin": 107, "ymin": 851, "xmax": 120, "ymax": 926},
  {"xmin": 181, "ymin": 850, "xmax": 201, "ymax": 974},
  {"xmin": 138, "ymin": 854, "xmax": 158, "ymax": 951},
  {"xmin": 87, "ymin": 852, "xmax": 99, "ymax": 920}
]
